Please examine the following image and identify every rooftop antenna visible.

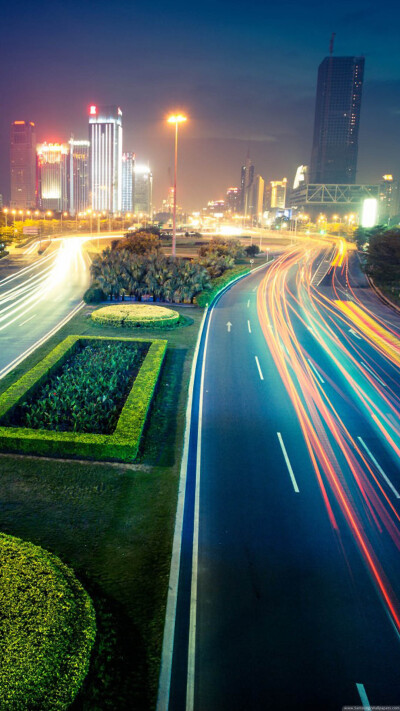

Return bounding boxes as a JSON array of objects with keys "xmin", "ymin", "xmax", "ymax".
[{"xmin": 329, "ymin": 32, "xmax": 336, "ymax": 56}]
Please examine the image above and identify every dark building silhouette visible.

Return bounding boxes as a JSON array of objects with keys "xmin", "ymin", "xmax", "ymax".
[
  {"xmin": 310, "ymin": 56, "xmax": 364, "ymax": 184},
  {"xmin": 10, "ymin": 120, "xmax": 36, "ymax": 208},
  {"xmin": 240, "ymin": 157, "xmax": 254, "ymax": 214}
]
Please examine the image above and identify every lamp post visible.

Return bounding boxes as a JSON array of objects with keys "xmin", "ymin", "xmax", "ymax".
[{"xmin": 167, "ymin": 114, "xmax": 187, "ymax": 257}]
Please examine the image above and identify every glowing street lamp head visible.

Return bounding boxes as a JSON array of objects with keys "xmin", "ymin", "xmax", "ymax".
[{"xmin": 167, "ymin": 114, "xmax": 187, "ymax": 124}]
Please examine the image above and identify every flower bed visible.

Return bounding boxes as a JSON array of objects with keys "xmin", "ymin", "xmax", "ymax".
[
  {"xmin": 0, "ymin": 532, "xmax": 96, "ymax": 710},
  {"xmin": 0, "ymin": 335, "xmax": 167, "ymax": 462},
  {"xmin": 91, "ymin": 304, "xmax": 180, "ymax": 328}
]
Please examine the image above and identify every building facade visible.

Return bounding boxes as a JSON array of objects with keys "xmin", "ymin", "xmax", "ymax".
[
  {"xmin": 378, "ymin": 175, "xmax": 400, "ymax": 224},
  {"xmin": 89, "ymin": 105, "xmax": 123, "ymax": 213},
  {"xmin": 268, "ymin": 178, "xmax": 287, "ymax": 209},
  {"xmin": 133, "ymin": 164, "xmax": 153, "ymax": 216},
  {"xmin": 226, "ymin": 187, "xmax": 241, "ymax": 213},
  {"xmin": 68, "ymin": 139, "xmax": 90, "ymax": 215},
  {"xmin": 10, "ymin": 120, "xmax": 36, "ymax": 208},
  {"xmin": 310, "ymin": 56, "xmax": 365, "ymax": 184},
  {"xmin": 122, "ymin": 152, "xmax": 135, "ymax": 212},
  {"xmin": 37, "ymin": 142, "xmax": 69, "ymax": 211},
  {"xmin": 240, "ymin": 158, "xmax": 254, "ymax": 215}
]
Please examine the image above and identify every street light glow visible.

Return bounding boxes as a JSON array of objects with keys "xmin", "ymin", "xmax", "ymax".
[{"xmin": 167, "ymin": 114, "xmax": 187, "ymax": 124}]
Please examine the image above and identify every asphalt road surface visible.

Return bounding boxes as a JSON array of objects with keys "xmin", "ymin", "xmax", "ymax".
[
  {"xmin": 0, "ymin": 237, "xmax": 90, "ymax": 379},
  {"xmin": 163, "ymin": 241, "xmax": 400, "ymax": 710}
]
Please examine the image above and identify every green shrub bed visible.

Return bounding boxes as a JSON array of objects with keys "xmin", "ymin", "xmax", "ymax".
[
  {"xmin": 0, "ymin": 336, "xmax": 167, "ymax": 462},
  {"xmin": 0, "ymin": 532, "xmax": 96, "ymax": 710},
  {"xmin": 11, "ymin": 340, "xmax": 147, "ymax": 435},
  {"xmin": 91, "ymin": 304, "xmax": 180, "ymax": 329},
  {"xmin": 195, "ymin": 265, "xmax": 250, "ymax": 307}
]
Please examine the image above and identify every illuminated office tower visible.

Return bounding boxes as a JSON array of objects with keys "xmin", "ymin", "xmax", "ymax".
[
  {"xmin": 310, "ymin": 55, "xmax": 365, "ymax": 184},
  {"xmin": 269, "ymin": 178, "xmax": 287, "ymax": 208},
  {"xmin": 37, "ymin": 142, "xmax": 69, "ymax": 211},
  {"xmin": 240, "ymin": 157, "xmax": 254, "ymax": 215},
  {"xmin": 10, "ymin": 120, "xmax": 36, "ymax": 208},
  {"xmin": 133, "ymin": 164, "xmax": 153, "ymax": 216},
  {"xmin": 226, "ymin": 187, "xmax": 241, "ymax": 213},
  {"xmin": 250, "ymin": 175, "xmax": 265, "ymax": 222},
  {"xmin": 122, "ymin": 152, "xmax": 135, "ymax": 212},
  {"xmin": 89, "ymin": 105, "xmax": 122, "ymax": 212},
  {"xmin": 68, "ymin": 139, "xmax": 90, "ymax": 215}
]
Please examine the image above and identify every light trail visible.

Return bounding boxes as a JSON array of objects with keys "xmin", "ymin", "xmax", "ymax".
[{"xmin": 257, "ymin": 243, "xmax": 400, "ymax": 639}]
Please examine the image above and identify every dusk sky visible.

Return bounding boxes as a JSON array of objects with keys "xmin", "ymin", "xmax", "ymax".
[{"xmin": 1, "ymin": 0, "xmax": 400, "ymax": 210}]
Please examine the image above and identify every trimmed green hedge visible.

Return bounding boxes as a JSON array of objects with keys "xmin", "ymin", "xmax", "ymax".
[
  {"xmin": 91, "ymin": 304, "xmax": 180, "ymax": 329},
  {"xmin": 195, "ymin": 265, "xmax": 250, "ymax": 307},
  {"xmin": 0, "ymin": 532, "xmax": 96, "ymax": 710},
  {"xmin": 0, "ymin": 335, "xmax": 167, "ymax": 462}
]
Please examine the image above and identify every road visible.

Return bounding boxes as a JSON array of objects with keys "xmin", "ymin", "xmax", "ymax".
[
  {"xmin": 0, "ymin": 237, "xmax": 90, "ymax": 379},
  {"xmin": 161, "ymin": 241, "xmax": 400, "ymax": 710}
]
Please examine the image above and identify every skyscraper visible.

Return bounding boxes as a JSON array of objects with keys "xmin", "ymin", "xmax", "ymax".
[
  {"xmin": 240, "ymin": 157, "xmax": 254, "ymax": 215},
  {"xmin": 269, "ymin": 178, "xmax": 287, "ymax": 209},
  {"xmin": 122, "ymin": 152, "xmax": 135, "ymax": 212},
  {"xmin": 89, "ymin": 105, "xmax": 123, "ymax": 212},
  {"xmin": 69, "ymin": 139, "xmax": 90, "ymax": 215},
  {"xmin": 226, "ymin": 187, "xmax": 241, "ymax": 213},
  {"xmin": 133, "ymin": 164, "xmax": 153, "ymax": 216},
  {"xmin": 310, "ymin": 55, "xmax": 365, "ymax": 184},
  {"xmin": 37, "ymin": 143, "xmax": 69, "ymax": 211},
  {"xmin": 10, "ymin": 121, "xmax": 36, "ymax": 208}
]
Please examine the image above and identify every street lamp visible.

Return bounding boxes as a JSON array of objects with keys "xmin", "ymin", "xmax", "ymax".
[{"xmin": 167, "ymin": 113, "xmax": 187, "ymax": 257}]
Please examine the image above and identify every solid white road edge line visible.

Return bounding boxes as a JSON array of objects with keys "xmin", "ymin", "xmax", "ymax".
[
  {"xmin": 156, "ymin": 309, "xmax": 207, "ymax": 711},
  {"xmin": 357, "ymin": 436, "xmax": 400, "ymax": 499},
  {"xmin": 247, "ymin": 319, "xmax": 252, "ymax": 333},
  {"xmin": 156, "ymin": 259, "xmax": 274, "ymax": 711},
  {"xmin": 255, "ymin": 355, "xmax": 264, "ymax": 380},
  {"xmin": 356, "ymin": 683, "xmax": 371, "ymax": 709},
  {"xmin": 277, "ymin": 432, "xmax": 300, "ymax": 493}
]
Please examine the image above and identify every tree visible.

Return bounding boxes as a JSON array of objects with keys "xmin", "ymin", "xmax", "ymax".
[
  {"xmin": 244, "ymin": 244, "xmax": 260, "ymax": 257},
  {"xmin": 198, "ymin": 237, "xmax": 245, "ymax": 261},
  {"xmin": 196, "ymin": 251, "xmax": 234, "ymax": 278},
  {"xmin": 366, "ymin": 229, "xmax": 400, "ymax": 283},
  {"xmin": 113, "ymin": 230, "xmax": 162, "ymax": 255}
]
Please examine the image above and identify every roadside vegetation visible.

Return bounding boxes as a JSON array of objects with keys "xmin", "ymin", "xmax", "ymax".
[
  {"xmin": 91, "ymin": 304, "xmax": 180, "ymax": 329},
  {"xmin": 0, "ymin": 532, "xmax": 95, "ymax": 710},
  {"xmin": 361, "ymin": 227, "xmax": 400, "ymax": 305}
]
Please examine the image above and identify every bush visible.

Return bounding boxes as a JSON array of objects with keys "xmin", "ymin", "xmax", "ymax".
[
  {"xmin": 0, "ymin": 336, "xmax": 167, "ymax": 462},
  {"xmin": 84, "ymin": 283, "xmax": 106, "ymax": 304},
  {"xmin": 0, "ymin": 532, "xmax": 96, "ymax": 710},
  {"xmin": 195, "ymin": 265, "xmax": 250, "ymax": 307},
  {"xmin": 244, "ymin": 244, "xmax": 260, "ymax": 257},
  {"xmin": 91, "ymin": 304, "xmax": 180, "ymax": 329}
]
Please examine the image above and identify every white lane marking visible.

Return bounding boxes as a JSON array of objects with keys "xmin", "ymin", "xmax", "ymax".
[
  {"xmin": 277, "ymin": 433, "xmax": 300, "ymax": 493},
  {"xmin": 156, "ymin": 311, "xmax": 207, "ymax": 711},
  {"xmin": 252, "ymin": 286, "xmax": 257, "ymax": 291},
  {"xmin": 356, "ymin": 683, "xmax": 371, "ymax": 709},
  {"xmin": 307, "ymin": 358, "xmax": 325, "ymax": 384},
  {"xmin": 247, "ymin": 299, "xmax": 250, "ymax": 308},
  {"xmin": 357, "ymin": 437, "xmax": 400, "ymax": 499},
  {"xmin": 360, "ymin": 360, "xmax": 386, "ymax": 388},
  {"xmin": 247, "ymin": 320, "xmax": 252, "ymax": 333},
  {"xmin": 255, "ymin": 356, "xmax": 264, "ymax": 380},
  {"xmin": 349, "ymin": 327, "xmax": 362, "ymax": 340},
  {"xmin": 226, "ymin": 321, "xmax": 232, "ymax": 332},
  {"xmin": 19, "ymin": 315, "xmax": 36, "ymax": 327}
]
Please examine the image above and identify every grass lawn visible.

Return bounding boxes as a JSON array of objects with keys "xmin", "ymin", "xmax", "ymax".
[{"xmin": 0, "ymin": 304, "xmax": 204, "ymax": 710}]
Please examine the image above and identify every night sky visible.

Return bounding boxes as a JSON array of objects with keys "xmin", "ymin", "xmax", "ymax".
[{"xmin": 1, "ymin": 0, "xmax": 400, "ymax": 211}]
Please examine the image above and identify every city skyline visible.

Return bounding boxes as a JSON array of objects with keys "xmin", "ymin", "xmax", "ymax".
[{"xmin": 1, "ymin": 0, "xmax": 400, "ymax": 210}]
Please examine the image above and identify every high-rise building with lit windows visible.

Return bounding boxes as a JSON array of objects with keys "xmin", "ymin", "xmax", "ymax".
[
  {"xmin": 68, "ymin": 138, "xmax": 90, "ymax": 215},
  {"xmin": 226, "ymin": 187, "xmax": 241, "ymax": 213},
  {"xmin": 310, "ymin": 56, "xmax": 365, "ymax": 184},
  {"xmin": 37, "ymin": 142, "xmax": 69, "ymax": 211},
  {"xmin": 122, "ymin": 152, "xmax": 135, "ymax": 212},
  {"xmin": 89, "ymin": 105, "xmax": 123, "ymax": 213},
  {"xmin": 133, "ymin": 164, "xmax": 153, "ymax": 216},
  {"xmin": 10, "ymin": 120, "xmax": 36, "ymax": 208},
  {"xmin": 240, "ymin": 157, "xmax": 254, "ymax": 215}
]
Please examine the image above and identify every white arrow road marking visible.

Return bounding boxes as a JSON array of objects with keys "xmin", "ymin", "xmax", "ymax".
[
  {"xmin": 277, "ymin": 433, "xmax": 300, "ymax": 493},
  {"xmin": 349, "ymin": 328, "xmax": 362, "ymax": 340},
  {"xmin": 226, "ymin": 321, "xmax": 232, "ymax": 332}
]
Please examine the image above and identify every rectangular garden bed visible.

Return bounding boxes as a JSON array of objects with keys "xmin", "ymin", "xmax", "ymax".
[{"xmin": 0, "ymin": 335, "xmax": 167, "ymax": 462}]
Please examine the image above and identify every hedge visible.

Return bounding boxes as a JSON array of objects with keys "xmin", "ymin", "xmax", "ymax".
[
  {"xmin": 0, "ymin": 532, "xmax": 96, "ymax": 710},
  {"xmin": 91, "ymin": 304, "xmax": 180, "ymax": 329},
  {"xmin": 195, "ymin": 265, "xmax": 250, "ymax": 307},
  {"xmin": 0, "ymin": 335, "xmax": 167, "ymax": 462}
]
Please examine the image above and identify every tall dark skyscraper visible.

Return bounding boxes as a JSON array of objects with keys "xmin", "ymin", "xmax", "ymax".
[
  {"xmin": 240, "ymin": 157, "xmax": 254, "ymax": 214},
  {"xmin": 310, "ymin": 55, "xmax": 365, "ymax": 184},
  {"xmin": 10, "ymin": 120, "xmax": 36, "ymax": 208}
]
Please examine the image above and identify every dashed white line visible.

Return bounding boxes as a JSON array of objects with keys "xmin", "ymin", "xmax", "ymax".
[
  {"xmin": 307, "ymin": 358, "xmax": 325, "ymax": 384},
  {"xmin": 19, "ymin": 315, "xmax": 36, "ymax": 327},
  {"xmin": 360, "ymin": 361, "xmax": 386, "ymax": 388},
  {"xmin": 247, "ymin": 320, "xmax": 252, "ymax": 333},
  {"xmin": 277, "ymin": 433, "xmax": 300, "ymax": 493},
  {"xmin": 255, "ymin": 356, "xmax": 264, "ymax": 380},
  {"xmin": 356, "ymin": 683, "xmax": 371, "ymax": 710},
  {"xmin": 357, "ymin": 437, "xmax": 400, "ymax": 499},
  {"xmin": 247, "ymin": 299, "xmax": 250, "ymax": 308}
]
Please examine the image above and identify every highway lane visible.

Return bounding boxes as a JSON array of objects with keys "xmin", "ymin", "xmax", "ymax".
[
  {"xmin": 164, "ymin": 242, "xmax": 400, "ymax": 710},
  {"xmin": 0, "ymin": 237, "xmax": 90, "ymax": 378}
]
